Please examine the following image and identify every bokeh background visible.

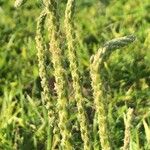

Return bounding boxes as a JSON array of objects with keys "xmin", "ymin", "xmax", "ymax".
[{"xmin": 0, "ymin": 0, "xmax": 150, "ymax": 149}]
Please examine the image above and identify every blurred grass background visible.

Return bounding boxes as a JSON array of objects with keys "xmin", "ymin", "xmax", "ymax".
[{"xmin": 0, "ymin": 0, "xmax": 150, "ymax": 149}]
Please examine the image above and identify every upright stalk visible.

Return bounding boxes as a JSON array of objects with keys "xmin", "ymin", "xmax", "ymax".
[
  {"xmin": 46, "ymin": 0, "xmax": 72, "ymax": 149},
  {"xmin": 90, "ymin": 35, "xmax": 135, "ymax": 150},
  {"xmin": 64, "ymin": 0, "xmax": 91, "ymax": 149},
  {"xmin": 123, "ymin": 108, "xmax": 133, "ymax": 150},
  {"xmin": 35, "ymin": 9, "xmax": 55, "ymax": 149},
  {"xmin": 90, "ymin": 50, "xmax": 111, "ymax": 150}
]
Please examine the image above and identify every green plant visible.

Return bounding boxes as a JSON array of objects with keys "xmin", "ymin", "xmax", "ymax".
[
  {"xmin": 46, "ymin": 0, "xmax": 72, "ymax": 149},
  {"xmin": 35, "ymin": 1, "xmax": 137, "ymax": 149},
  {"xmin": 64, "ymin": 0, "xmax": 91, "ymax": 149},
  {"xmin": 1, "ymin": 0, "xmax": 150, "ymax": 149},
  {"xmin": 35, "ymin": 9, "xmax": 56, "ymax": 149},
  {"xmin": 90, "ymin": 35, "xmax": 135, "ymax": 150}
]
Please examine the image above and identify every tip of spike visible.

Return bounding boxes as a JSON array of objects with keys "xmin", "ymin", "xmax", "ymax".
[
  {"xmin": 125, "ymin": 35, "xmax": 136, "ymax": 42},
  {"xmin": 103, "ymin": 34, "xmax": 136, "ymax": 51}
]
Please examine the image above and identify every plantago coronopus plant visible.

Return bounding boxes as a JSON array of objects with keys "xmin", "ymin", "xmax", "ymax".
[
  {"xmin": 90, "ymin": 35, "xmax": 136, "ymax": 150},
  {"xmin": 35, "ymin": 9, "xmax": 56, "ymax": 149},
  {"xmin": 46, "ymin": 0, "xmax": 72, "ymax": 149},
  {"xmin": 64, "ymin": 0, "xmax": 91, "ymax": 149}
]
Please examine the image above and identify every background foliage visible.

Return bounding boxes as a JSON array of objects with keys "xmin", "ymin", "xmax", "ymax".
[{"xmin": 0, "ymin": 0, "xmax": 150, "ymax": 149}]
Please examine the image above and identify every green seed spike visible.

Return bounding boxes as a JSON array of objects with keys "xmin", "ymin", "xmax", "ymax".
[
  {"xmin": 35, "ymin": 9, "xmax": 55, "ymax": 123},
  {"xmin": 90, "ymin": 59, "xmax": 112, "ymax": 150},
  {"xmin": 90, "ymin": 35, "xmax": 136, "ymax": 150},
  {"xmin": 91, "ymin": 35, "xmax": 136, "ymax": 64},
  {"xmin": 103, "ymin": 35, "xmax": 136, "ymax": 50},
  {"xmin": 47, "ymin": 0, "xmax": 72, "ymax": 149},
  {"xmin": 14, "ymin": 0, "xmax": 27, "ymax": 8},
  {"xmin": 36, "ymin": 9, "xmax": 56, "ymax": 149},
  {"xmin": 101, "ymin": 35, "xmax": 136, "ymax": 60},
  {"xmin": 64, "ymin": 0, "xmax": 91, "ymax": 149}
]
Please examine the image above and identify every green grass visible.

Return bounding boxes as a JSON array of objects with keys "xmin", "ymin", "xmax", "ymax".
[{"xmin": 0, "ymin": 0, "xmax": 150, "ymax": 149}]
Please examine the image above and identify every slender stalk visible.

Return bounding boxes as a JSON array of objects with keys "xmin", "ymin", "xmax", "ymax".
[
  {"xmin": 123, "ymin": 108, "xmax": 133, "ymax": 150},
  {"xmin": 64, "ymin": 0, "xmax": 91, "ymax": 149},
  {"xmin": 47, "ymin": 0, "xmax": 72, "ymax": 149},
  {"xmin": 90, "ymin": 52, "xmax": 111, "ymax": 150},
  {"xmin": 35, "ymin": 9, "xmax": 55, "ymax": 149}
]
